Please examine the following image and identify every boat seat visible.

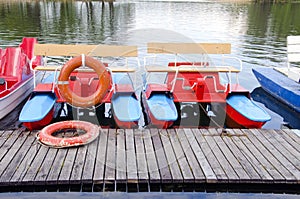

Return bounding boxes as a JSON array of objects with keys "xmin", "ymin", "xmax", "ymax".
[
  {"xmin": 0, "ymin": 47, "xmax": 23, "ymax": 81},
  {"xmin": 227, "ymin": 95, "xmax": 271, "ymax": 122},
  {"xmin": 19, "ymin": 93, "xmax": 56, "ymax": 122},
  {"xmin": 147, "ymin": 93, "xmax": 178, "ymax": 121},
  {"xmin": 111, "ymin": 93, "xmax": 141, "ymax": 122}
]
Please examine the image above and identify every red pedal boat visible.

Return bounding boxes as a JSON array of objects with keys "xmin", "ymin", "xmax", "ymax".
[
  {"xmin": 19, "ymin": 42, "xmax": 141, "ymax": 130},
  {"xmin": 0, "ymin": 38, "xmax": 41, "ymax": 120},
  {"xmin": 141, "ymin": 43, "xmax": 271, "ymax": 128}
]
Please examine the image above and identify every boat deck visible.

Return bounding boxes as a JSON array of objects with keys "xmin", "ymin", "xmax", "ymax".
[{"xmin": 0, "ymin": 128, "xmax": 300, "ymax": 193}]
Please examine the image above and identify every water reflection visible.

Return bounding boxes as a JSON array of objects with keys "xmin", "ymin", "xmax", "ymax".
[
  {"xmin": 0, "ymin": 0, "xmax": 299, "ymax": 129},
  {"xmin": 0, "ymin": 1, "xmax": 136, "ymax": 45}
]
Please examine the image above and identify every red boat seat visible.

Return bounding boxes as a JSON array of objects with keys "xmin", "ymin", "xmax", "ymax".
[
  {"xmin": 19, "ymin": 37, "xmax": 40, "ymax": 70},
  {"xmin": 0, "ymin": 47, "xmax": 23, "ymax": 81}
]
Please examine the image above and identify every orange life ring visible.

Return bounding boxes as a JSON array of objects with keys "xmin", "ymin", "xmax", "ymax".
[
  {"xmin": 57, "ymin": 55, "xmax": 110, "ymax": 108},
  {"xmin": 37, "ymin": 120, "xmax": 99, "ymax": 148}
]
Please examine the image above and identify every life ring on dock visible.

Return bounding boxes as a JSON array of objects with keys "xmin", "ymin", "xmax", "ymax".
[
  {"xmin": 37, "ymin": 120, "xmax": 99, "ymax": 148},
  {"xmin": 57, "ymin": 55, "xmax": 110, "ymax": 108}
]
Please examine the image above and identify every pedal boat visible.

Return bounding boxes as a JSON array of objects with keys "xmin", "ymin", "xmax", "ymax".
[{"xmin": 0, "ymin": 38, "xmax": 41, "ymax": 120}]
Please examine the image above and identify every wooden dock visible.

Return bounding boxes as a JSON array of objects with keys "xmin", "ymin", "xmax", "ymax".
[{"xmin": 0, "ymin": 128, "xmax": 300, "ymax": 193}]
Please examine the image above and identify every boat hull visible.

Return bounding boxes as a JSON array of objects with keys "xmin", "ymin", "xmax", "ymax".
[
  {"xmin": 23, "ymin": 107, "xmax": 54, "ymax": 131},
  {"xmin": 0, "ymin": 76, "xmax": 35, "ymax": 120},
  {"xmin": 141, "ymin": 92, "xmax": 178, "ymax": 128},
  {"xmin": 226, "ymin": 94, "xmax": 271, "ymax": 128},
  {"xmin": 226, "ymin": 104, "xmax": 266, "ymax": 128},
  {"xmin": 111, "ymin": 93, "xmax": 141, "ymax": 129},
  {"xmin": 252, "ymin": 67, "xmax": 300, "ymax": 113}
]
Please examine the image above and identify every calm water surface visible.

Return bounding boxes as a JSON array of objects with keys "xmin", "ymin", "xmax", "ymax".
[{"xmin": 0, "ymin": 1, "xmax": 299, "ymax": 126}]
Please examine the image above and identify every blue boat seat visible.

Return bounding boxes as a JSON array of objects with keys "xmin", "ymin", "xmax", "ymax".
[
  {"xmin": 147, "ymin": 94, "xmax": 178, "ymax": 121},
  {"xmin": 19, "ymin": 93, "xmax": 56, "ymax": 122},
  {"xmin": 227, "ymin": 95, "xmax": 271, "ymax": 122},
  {"xmin": 111, "ymin": 93, "xmax": 141, "ymax": 122}
]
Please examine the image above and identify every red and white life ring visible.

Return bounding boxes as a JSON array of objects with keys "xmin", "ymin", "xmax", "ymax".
[
  {"xmin": 37, "ymin": 120, "xmax": 99, "ymax": 148},
  {"xmin": 57, "ymin": 55, "xmax": 110, "ymax": 108}
]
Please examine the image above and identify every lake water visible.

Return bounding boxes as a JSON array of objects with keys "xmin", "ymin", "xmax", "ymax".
[{"xmin": 0, "ymin": 1, "xmax": 300, "ymax": 128}]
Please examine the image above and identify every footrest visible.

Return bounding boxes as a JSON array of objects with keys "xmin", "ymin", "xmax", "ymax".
[
  {"xmin": 19, "ymin": 93, "xmax": 56, "ymax": 122},
  {"xmin": 227, "ymin": 95, "xmax": 271, "ymax": 122},
  {"xmin": 111, "ymin": 93, "xmax": 141, "ymax": 122},
  {"xmin": 147, "ymin": 94, "xmax": 178, "ymax": 121}
]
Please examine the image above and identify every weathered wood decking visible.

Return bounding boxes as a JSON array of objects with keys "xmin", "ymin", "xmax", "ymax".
[{"xmin": 0, "ymin": 128, "xmax": 300, "ymax": 193}]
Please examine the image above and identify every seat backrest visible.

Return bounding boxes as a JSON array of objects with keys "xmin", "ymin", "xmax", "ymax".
[
  {"xmin": 34, "ymin": 44, "xmax": 138, "ymax": 57},
  {"xmin": 19, "ymin": 37, "xmax": 41, "ymax": 70},
  {"xmin": 19, "ymin": 37, "xmax": 37, "ymax": 60},
  {"xmin": 147, "ymin": 43, "xmax": 231, "ymax": 54},
  {"xmin": 0, "ymin": 47, "xmax": 23, "ymax": 79},
  {"xmin": 287, "ymin": 36, "xmax": 300, "ymax": 63}
]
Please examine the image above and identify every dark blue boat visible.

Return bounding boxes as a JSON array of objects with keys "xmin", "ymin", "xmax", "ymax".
[{"xmin": 252, "ymin": 67, "xmax": 300, "ymax": 113}]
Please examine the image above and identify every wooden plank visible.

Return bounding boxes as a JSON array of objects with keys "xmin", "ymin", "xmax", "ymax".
[
  {"xmin": 250, "ymin": 129, "xmax": 300, "ymax": 182},
  {"xmin": 0, "ymin": 130, "xmax": 29, "ymax": 178},
  {"xmin": 184, "ymin": 129, "xmax": 216, "ymax": 183},
  {"xmin": 176, "ymin": 129, "xmax": 206, "ymax": 183},
  {"xmin": 116, "ymin": 129, "xmax": 126, "ymax": 185},
  {"xmin": 283, "ymin": 129, "xmax": 300, "ymax": 150},
  {"xmin": 0, "ymin": 130, "xmax": 13, "ymax": 148},
  {"xmin": 235, "ymin": 129, "xmax": 283, "ymax": 182},
  {"xmin": 133, "ymin": 129, "xmax": 148, "ymax": 184},
  {"xmin": 69, "ymin": 145, "xmax": 88, "ymax": 189},
  {"xmin": 208, "ymin": 129, "xmax": 251, "ymax": 182},
  {"xmin": 287, "ymin": 36, "xmax": 300, "ymax": 45},
  {"xmin": 46, "ymin": 148, "xmax": 68, "ymax": 186},
  {"xmin": 103, "ymin": 129, "xmax": 116, "ymax": 186},
  {"xmin": 241, "ymin": 129, "xmax": 291, "ymax": 182},
  {"xmin": 34, "ymin": 44, "xmax": 138, "ymax": 57},
  {"xmin": 57, "ymin": 147, "xmax": 77, "ymax": 187},
  {"xmin": 262, "ymin": 130, "xmax": 300, "ymax": 165},
  {"xmin": 9, "ymin": 135, "xmax": 41, "ymax": 185},
  {"xmin": 279, "ymin": 130, "xmax": 300, "ymax": 154},
  {"xmin": 192, "ymin": 129, "xmax": 228, "ymax": 182},
  {"xmin": 143, "ymin": 129, "xmax": 160, "ymax": 184},
  {"xmin": 200, "ymin": 129, "xmax": 239, "ymax": 183},
  {"xmin": 0, "ymin": 131, "xmax": 34, "ymax": 184},
  {"xmin": 93, "ymin": 129, "xmax": 108, "ymax": 187},
  {"xmin": 147, "ymin": 43, "xmax": 231, "ymax": 54},
  {"xmin": 219, "ymin": 129, "xmax": 261, "ymax": 182},
  {"xmin": 229, "ymin": 129, "xmax": 273, "ymax": 182},
  {"xmin": 0, "ymin": 130, "xmax": 16, "ymax": 160},
  {"xmin": 125, "ymin": 129, "xmax": 138, "ymax": 183},
  {"xmin": 34, "ymin": 66, "xmax": 136, "ymax": 72},
  {"xmin": 168, "ymin": 129, "xmax": 196, "ymax": 183},
  {"xmin": 160, "ymin": 129, "xmax": 183, "ymax": 184},
  {"xmin": 287, "ymin": 45, "xmax": 300, "ymax": 53},
  {"xmin": 287, "ymin": 54, "xmax": 300, "ymax": 62},
  {"xmin": 33, "ymin": 147, "xmax": 58, "ymax": 186},
  {"xmin": 145, "ymin": 66, "xmax": 240, "ymax": 73},
  {"xmin": 21, "ymin": 144, "xmax": 50, "ymax": 186},
  {"xmin": 81, "ymin": 134, "xmax": 99, "ymax": 191},
  {"xmin": 292, "ymin": 129, "xmax": 300, "ymax": 137},
  {"xmin": 150, "ymin": 129, "xmax": 172, "ymax": 184}
]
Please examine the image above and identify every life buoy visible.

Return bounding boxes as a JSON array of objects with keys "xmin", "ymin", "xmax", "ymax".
[
  {"xmin": 57, "ymin": 55, "xmax": 110, "ymax": 108},
  {"xmin": 37, "ymin": 120, "xmax": 99, "ymax": 148}
]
